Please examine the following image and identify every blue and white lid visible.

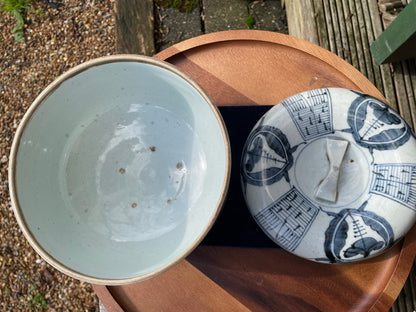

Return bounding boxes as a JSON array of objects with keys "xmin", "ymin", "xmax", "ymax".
[{"xmin": 241, "ymin": 88, "xmax": 416, "ymax": 263}]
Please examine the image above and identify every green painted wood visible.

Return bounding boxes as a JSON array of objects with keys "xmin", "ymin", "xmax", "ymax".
[{"xmin": 370, "ymin": 0, "xmax": 416, "ymax": 64}]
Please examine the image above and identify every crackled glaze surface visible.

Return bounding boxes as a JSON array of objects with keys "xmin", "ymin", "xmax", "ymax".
[{"xmin": 241, "ymin": 88, "xmax": 416, "ymax": 263}]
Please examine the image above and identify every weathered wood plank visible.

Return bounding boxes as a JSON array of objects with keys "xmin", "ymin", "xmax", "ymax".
[
  {"xmin": 354, "ymin": 0, "xmax": 376, "ymax": 85},
  {"xmin": 379, "ymin": 65, "xmax": 398, "ymax": 110},
  {"xmin": 402, "ymin": 273, "xmax": 415, "ymax": 312},
  {"xmin": 393, "ymin": 62, "xmax": 413, "ymax": 126},
  {"xmin": 361, "ymin": 0, "xmax": 384, "ymax": 93},
  {"xmin": 286, "ymin": 0, "xmax": 319, "ymax": 45},
  {"xmin": 322, "ymin": 0, "xmax": 338, "ymax": 54},
  {"xmin": 366, "ymin": 0, "xmax": 398, "ymax": 111},
  {"xmin": 312, "ymin": 0, "xmax": 330, "ymax": 50},
  {"xmin": 409, "ymin": 59, "xmax": 416, "ymax": 119},
  {"xmin": 114, "ymin": 0, "xmax": 155, "ymax": 55},
  {"xmin": 408, "ymin": 265, "xmax": 416, "ymax": 310},
  {"xmin": 402, "ymin": 60, "xmax": 416, "ymax": 130},
  {"xmin": 348, "ymin": 1, "xmax": 368, "ymax": 77},
  {"xmin": 334, "ymin": 0, "xmax": 351, "ymax": 63},
  {"xmin": 340, "ymin": 0, "xmax": 360, "ymax": 69},
  {"xmin": 328, "ymin": 0, "xmax": 344, "ymax": 58}
]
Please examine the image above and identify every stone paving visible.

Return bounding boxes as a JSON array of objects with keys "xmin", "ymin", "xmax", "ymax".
[{"xmin": 154, "ymin": 0, "xmax": 287, "ymax": 52}]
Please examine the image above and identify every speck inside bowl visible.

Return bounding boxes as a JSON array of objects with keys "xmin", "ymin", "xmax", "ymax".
[{"xmin": 9, "ymin": 55, "xmax": 230, "ymax": 284}]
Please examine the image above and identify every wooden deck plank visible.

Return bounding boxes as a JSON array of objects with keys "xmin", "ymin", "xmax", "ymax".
[
  {"xmin": 366, "ymin": 0, "xmax": 399, "ymax": 111},
  {"xmin": 340, "ymin": 0, "xmax": 359, "ymax": 69},
  {"xmin": 313, "ymin": 0, "xmax": 330, "ymax": 50},
  {"xmin": 361, "ymin": 0, "xmax": 384, "ymax": 93},
  {"xmin": 322, "ymin": 0, "xmax": 338, "ymax": 55},
  {"xmin": 334, "ymin": 0, "xmax": 351, "ymax": 63},
  {"xmin": 409, "ymin": 265, "xmax": 416, "ymax": 309},
  {"xmin": 403, "ymin": 60, "xmax": 416, "ymax": 130},
  {"xmin": 114, "ymin": 0, "xmax": 155, "ymax": 55},
  {"xmin": 354, "ymin": 0, "xmax": 376, "ymax": 84},
  {"xmin": 286, "ymin": 0, "xmax": 319, "ymax": 45},
  {"xmin": 348, "ymin": 0, "xmax": 368, "ymax": 77},
  {"xmin": 328, "ymin": 0, "xmax": 344, "ymax": 58}
]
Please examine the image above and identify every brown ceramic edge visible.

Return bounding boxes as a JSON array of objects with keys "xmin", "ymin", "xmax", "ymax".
[{"xmin": 8, "ymin": 54, "xmax": 231, "ymax": 286}]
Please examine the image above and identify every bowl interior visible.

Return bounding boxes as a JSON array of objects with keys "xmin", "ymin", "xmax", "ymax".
[{"xmin": 13, "ymin": 59, "xmax": 229, "ymax": 281}]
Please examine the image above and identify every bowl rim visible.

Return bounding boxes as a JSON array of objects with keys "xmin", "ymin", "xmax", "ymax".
[{"xmin": 8, "ymin": 54, "xmax": 231, "ymax": 285}]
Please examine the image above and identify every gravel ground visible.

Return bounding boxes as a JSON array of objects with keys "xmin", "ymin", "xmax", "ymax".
[{"xmin": 0, "ymin": 1, "xmax": 116, "ymax": 310}]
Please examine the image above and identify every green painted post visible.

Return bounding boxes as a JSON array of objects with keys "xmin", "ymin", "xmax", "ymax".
[{"xmin": 370, "ymin": 0, "xmax": 416, "ymax": 64}]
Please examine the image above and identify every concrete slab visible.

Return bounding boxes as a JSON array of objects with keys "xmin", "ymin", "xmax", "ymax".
[
  {"xmin": 203, "ymin": 0, "xmax": 249, "ymax": 33},
  {"xmin": 156, "ymin": 3, "xmax": 203, "ymax": 51},
  {"xmin": 249, "ymin": 0, "xmax": 288, "ymax": 33}
]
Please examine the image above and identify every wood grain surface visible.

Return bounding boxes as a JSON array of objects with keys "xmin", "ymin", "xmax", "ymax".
[{"xmin": 93, "ymin": 30, "xmax": 416, "ymax": 312}]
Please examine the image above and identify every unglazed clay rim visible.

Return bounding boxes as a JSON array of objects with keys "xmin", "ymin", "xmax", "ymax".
[{"xmin": 9, "ymin": 55, "xmax": 231, "ymax": 285}]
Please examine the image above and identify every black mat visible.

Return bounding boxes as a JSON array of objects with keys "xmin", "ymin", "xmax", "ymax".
[{"xmin": 201, "ymin": 105, "xmax": 279, "ymax": 248}]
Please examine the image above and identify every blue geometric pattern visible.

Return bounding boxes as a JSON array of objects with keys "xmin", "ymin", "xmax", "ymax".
[
  {"xmin": 370, "ymin": 163, "xmax": 416, "ymax": 211},
  {"xmin": 282, "ymin": 88, "xmax": 333, "ymax": 141},
  {"xmin": 254, "ymin": 187, "xmax": 319, "ymax": 251},
  {"xmin": 347, "ymin": 95, "xmax": 412, "ymax": 151}
]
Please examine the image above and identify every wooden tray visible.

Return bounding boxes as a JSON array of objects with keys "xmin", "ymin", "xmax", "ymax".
[{"xmin": 93, "ymin": 30, "xmax": 416, "ymax": 312}]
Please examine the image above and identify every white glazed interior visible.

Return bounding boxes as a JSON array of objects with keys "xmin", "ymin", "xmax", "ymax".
[{"xmin": 11, "ymin": 56, "xmax": 230, "ymax": 283}]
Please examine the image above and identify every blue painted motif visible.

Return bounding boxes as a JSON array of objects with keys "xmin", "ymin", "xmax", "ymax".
[
  {"xmin": 324, "ymin": 205, "xmax": 394, "ymax": 263},
  {"xmin": 370, "ymin": 163, "xmax": 416, "ymax": 211},
  {"xmin": 254, "ymin": 187, "xmax": 319, "ymax": 251},
  {"xmin": 282, "ymin": 88, "xmax": 333, "ymax": 141},
  {"xmin": 347, "ymin": 94, "xmax": 412, "ymax": 152},
  {"xmin": 241, "ymin": 125, "xmax": 296, "ymax": 187}
]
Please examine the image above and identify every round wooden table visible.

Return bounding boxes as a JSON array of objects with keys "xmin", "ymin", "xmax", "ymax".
[{"xmin": 93, "ymin": 30, "xmax": 416, "ymax": 312}]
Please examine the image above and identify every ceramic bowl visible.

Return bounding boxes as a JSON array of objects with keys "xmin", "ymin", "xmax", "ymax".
[
  {"xmin": 9, "ymin": 55, "xmax": 230, "ymax": 284},
  {"xmin": 241, "ymin": 88, "xmax": 416, "ymax": 263}
]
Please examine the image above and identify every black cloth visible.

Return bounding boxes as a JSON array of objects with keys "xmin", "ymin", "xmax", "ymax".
[{"xmin": 201, "ymin": 106, "xmax": 280, "ymax": 248}]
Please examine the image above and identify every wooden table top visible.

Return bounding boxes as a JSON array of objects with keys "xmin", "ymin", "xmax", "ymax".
[{"xmin": 93, "ymin": 30, "xmax": 416, "ymax": 312}]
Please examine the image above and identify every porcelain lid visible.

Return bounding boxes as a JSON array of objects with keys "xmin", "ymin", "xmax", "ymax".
[{"xmin": 241, "ymin": 88, "xmax": 416, "ymax": 263}]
